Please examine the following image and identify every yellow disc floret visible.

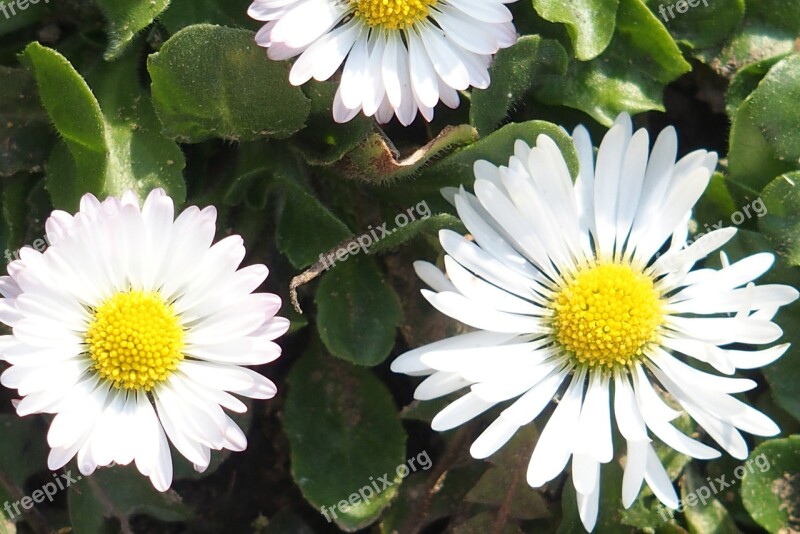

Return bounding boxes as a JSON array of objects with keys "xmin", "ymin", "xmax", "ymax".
[
  {"xmin": 550, "ymin": 263, "xmax": 663, "ymax": 368},
  {"xmin": 85, "ymin": 290, "xmax": 184, "ymax": 391},
  {"xmin": 351, "ymin": 0, "xmax": 436, "ymax": 29}
]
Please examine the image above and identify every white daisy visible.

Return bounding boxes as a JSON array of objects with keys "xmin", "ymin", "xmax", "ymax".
[
  {"xmin": 247, "ymin": 0, "xmax": 517, "ymax": 125},
  {"xmin": 0, "ymin": 189, "xmax": 289, "ymax": 491},
  {"xmin": 391, "ymin": 114, "xmax": 798, "ymax": 531}
]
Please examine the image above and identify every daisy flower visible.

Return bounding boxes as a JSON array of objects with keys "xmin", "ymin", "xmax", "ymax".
[
  {"xmin": 247, "ymin": 0, "xmax": 517, "ymax": 125},
  {"xmin": 0, "ymin": 190, "xmax": 288, "ymax": 491},
  {"xmin": 391, "ymin": 114, "xmax": 798, "ymax": 531}
]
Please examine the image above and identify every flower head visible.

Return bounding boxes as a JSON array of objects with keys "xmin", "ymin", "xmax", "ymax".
[
  {"xmin": 0, "ymin": 190, "xmax": 289, "ymax": 491},
  {"xmin": 391, "ymin": 114, "xmax": 798, "ymax": 531},
  {"xmin": 248, "ymin": 0, "xmax": 517, "ymax": 125}
]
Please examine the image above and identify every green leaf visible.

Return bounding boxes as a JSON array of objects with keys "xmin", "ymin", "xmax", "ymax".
[
  {"xmin": 69, "ymin": 466, "xmax": 191, "ymax": 533},
  {"xmin": 158, "ymin": 0, "xmax": 252, "ymax": 33},
  {"xmin": 222, "ymin": 140, "xmax": 305, "ymax": 209},
  {"xmin": 0, "ymin": 0, "xmax": 51, "ymax": 38},
  {"xmin": 728, "ymin": 54, "xmax": 800, "ymax": 201},
  {"xmin": 264, "ymin": 510, "xmax": 315, "ymax": 534},
  {"xmin": 531, "ymin": 0, "xmax": 619, "ymax": 60},
  {"xmin": 1, "ymin": 175, "xmax": 45, "ymax": 254},
  {"xmin": 726, "ymin": 107, "xmax": 793, "ymax": 203},
  {"xmin": 452, "ymin": 511, "xmax": 524, "ymax": 533},
  {"xmin": 315, "ymin": 256, "xmax": 403, "ymax": 366},
  {"xmin": 759, "ymin": 172, "xmax": 800, "ymax": 266},
  {"xmin": 0, "ymin": 66, "xmax": 51, "ymax": 177},
  {"xmin": 742, "ymin": 53, "xmax": 800, "ymax": 163},
  {"xmin": 643, "ymin": 0, "xmax": 744, "ymax": 51},
  {"xmin": 284, "ymin": 339, "xmax": 407, "ymax": 531},
  {"xmin": 740, "ymin": 436, "xmax": 800, "ymax": 533},
  {"xmin": 148, "ymin": 25, "xmax": 310, "ymax": 143},
  {"xmin": 0, "ymin": 415, "xmax": 48, "ymax": 492},
  {"xmin": 22, "ymin": 42, "xmax": 106, "ymax": 175},
  {"xmin": 470, "ymin": 36, "xmax": 568, "ymax": 136},
  {"xmin": 726, "ymin": 54, "xmax": 791, "ymax": 118},
  {"xmin": 22, "ymin": 42, "xmax": 186, "ymax": 211},
  {"xmin": 705, "ymin": 455, "xmax": 761, "ymax": 530},
  {"xmin": 88, "ymin": 47, "xmax": 187, "ymax": 201},
  {"xmin": 380, "ymin": 463, "xmax": 486, "ymax": 533},
  {"xmin": 93, "ymin": 0, "xmax": 171, "ymax": 59},
  {"xmin": 620, "ymin": 495, "xmax": 679, "ymax": 530},
  {"xmin": 693, "ymin": 172, "xmax": 738, "ymax": 231},
  {"xmin": 276, "ymin": 182, "xmax": 352, "ymax": 269},
  {"xmin": 699, "ymin": 0, "xmax": 800, "ymax": 74},
  {"xmin": 535, "ymin": 0, "xmax": 690, "ymax": 125},
  {"xmin": 681, "ymin": 465, "xmax": 742, "ymax": 534}
]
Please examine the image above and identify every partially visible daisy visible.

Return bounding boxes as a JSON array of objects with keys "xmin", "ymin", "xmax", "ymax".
[
  {"xmin": 248, "ymin": 0, "xmax": 517, "ymax": 125},
  {"xmin": 0, "ymin": 190, "xmax": 289, "ymax": 491},
  {"xmin": 391, "ymin": 114, "xmax": 798, "ymax": 531}
]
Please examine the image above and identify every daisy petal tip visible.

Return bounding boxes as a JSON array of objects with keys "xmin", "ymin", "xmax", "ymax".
[
  {"xmin": 150, "ymin": 473, "xmax": 172, "ymax": 493},
  {"xmin": 193, "ymin": 463, "xmax": 209, "ymax": 474}
]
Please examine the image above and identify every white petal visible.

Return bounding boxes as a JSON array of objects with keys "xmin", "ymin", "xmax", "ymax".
[
  {"xmin": 622, "ymin": 439, "xmax": 648, "ymax": 508},
  {"xmin": 431, "ymin": 392, "xmax": 495, "ymax": 431},
  {"xmin": 289, "ymin": 19, "xmax": 360, "ymax": 84},
  {"xmin": 470, "ymin": 417, "xmax": 520, "ymax": 459},
  {"xmin": 449, "ymin": 0, "xmax": 513, "ymax": 23},
  {"xmin": 420, "ymin": 289, "xmax": 546, "ymax": 334},
  {"xmin": 575, "ymin": 462, "xmax": 601, "ymax": 532},
  {"xmin": 572, "ymin": 452, "xmax": 600, "ymax": 495},
  {"xmin": 613, "ymin": 371, "xmax": 649, "ymax": 442},
  {"xmin": 134, "ymin": 391, "xmax": 173, "ymax": 491},
  {"xmin": 527, "ymin": 371, "xmax": 585, "ymax": 487},
  {"xmin": 648, "ymin": 347, "xmax": 756, "ymax": 393},
  {"xmin": 644, "ymin": 444, "xmax": 679, "ymax": 509},
  {"xmin": 391, "ymin": 330, "xmax": 517, "ymax": 376},
  {"xmin": 666, "ymin": 316, "xmax": 782, "ymax": 345},
  {"xmin": 500, "ymin": 369, "xmax": 568, "ymax": 426},
  {"xmin": 414, "ymin": 371, "xmax": 471, "ymax": 400},
  {"xmin": 417, "ymin": 22, "xmax": 470, "ymax": 91},
  {"xmin": 407, "ymin": 29, "xmax": 439, "ymax": 108},
  {"xmin": 575, "ymin": 370, "xmax": 613, "ymax": 463},
  {"xmin": 593, "ymin": 121, "xmax": 629, "ymax": 259},
  {"xmin": 413, "ymin": 261, "xmax": 457, "ymax": 293},
  {"xmin": 270, "ymin": 0, "xmax": 345, "ymax": 49},
  {"xmin": 443, "ymin": 256, "xmax": 540, "ymax": 315}
]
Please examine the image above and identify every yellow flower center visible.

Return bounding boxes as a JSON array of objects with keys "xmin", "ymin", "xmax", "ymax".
[
  {"xmin": 85, "ymin": 290, "xmax": 184, "ymax": 391},
  {"xmin": 351, "ymin": 0, "xmax": 436, "ymax": 29},
  {"xmin": 550, "ymin": 263, "xmax": 663, "ymax": 368}
]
